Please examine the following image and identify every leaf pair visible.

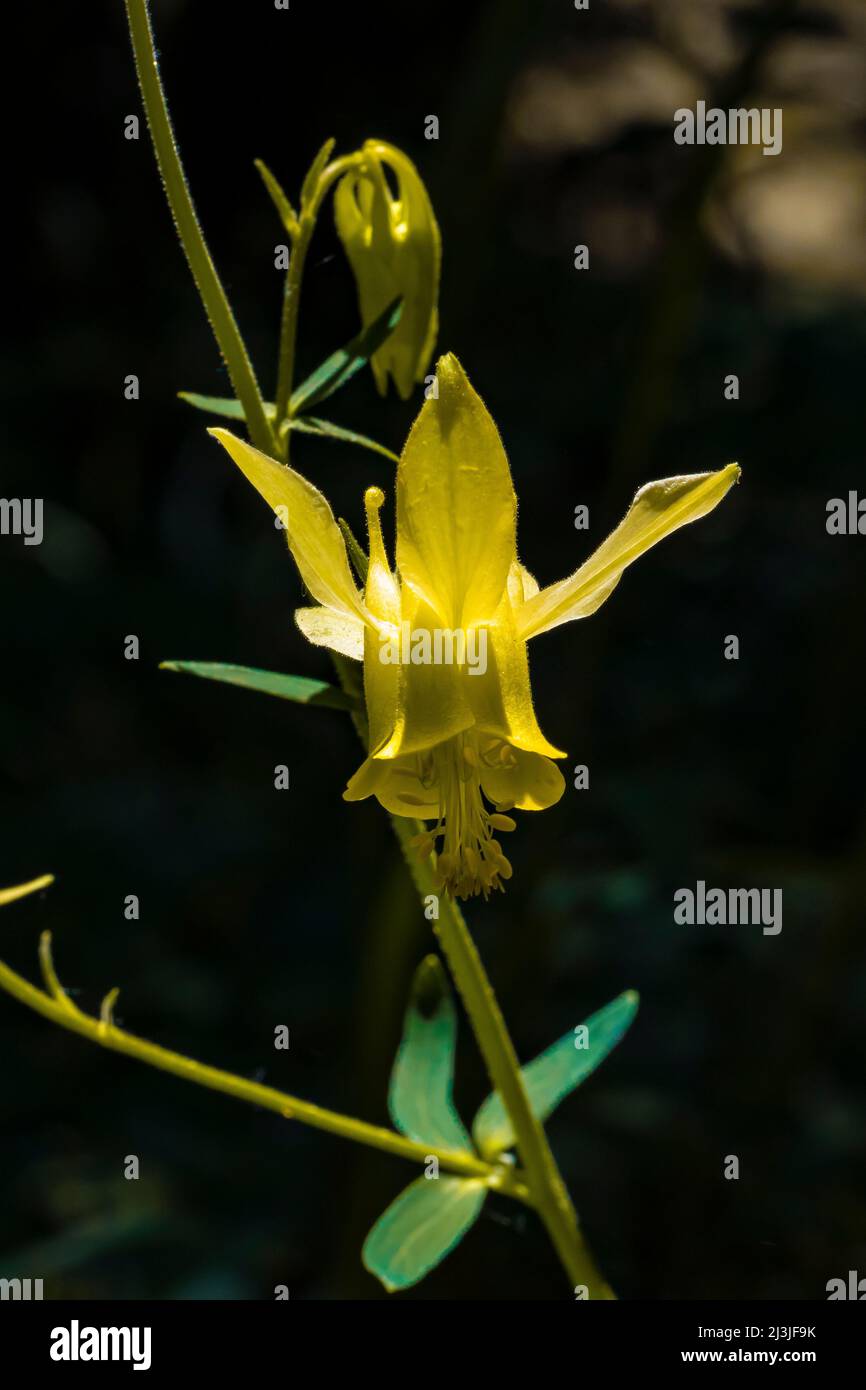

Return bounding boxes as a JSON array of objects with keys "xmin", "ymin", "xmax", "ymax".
[
  {"xmin": 179, "ymin": 298, "xmax": 403, "ymax": 462},
  {"xmin": 364, "ymin": 957, "xmax": 638, "ymax": 1291}
]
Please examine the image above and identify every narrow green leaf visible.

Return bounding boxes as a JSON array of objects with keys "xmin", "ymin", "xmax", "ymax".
[
  {"xmin": 159, "ymin": 661, "xmax": 356, "ymax": 711},
  {"xmin": 178, "ymin": 392, "xmax": 277, "ymax": 423},
  {"xmin": 472, "ymin": 990, "xmax": 640, "ymax": 1158},
  {"xmin": 389, "ymin": 957, "xmax": 472, "ymax": 1154},
  {"xmin": 290, "ymin": 416, "xmax": 399, "ymax": 463},
  {"xmin": 178, "ymin": 395, "xmax": 398, "ymax": 463},
  {"xmin": 289, "ymin": 297, "xmax": 403, "ymax": 416},
  {"xmin": 254, "ymin": 158, "xmax": 298, "ymax": 237},
  {"xmin": 363, "ymin": 1176, "xmax": 487, "ymax": 1293}
]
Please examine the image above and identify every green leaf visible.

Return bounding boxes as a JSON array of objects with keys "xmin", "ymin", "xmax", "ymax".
[
  {"xmin": 472, "ymin": 990, "xmax": 639, "ymax": 1158},
  {"xmin": 289, "ymin": 416, "xmax": 399, "ymax": 463},
  {"xmin": 178, "ymin": 396, "xmax": 398, "ymax": 463},
  {"xmin": 363, "ymin": 1176, "xmax": 487, "ymax": 1293},
  {"xmin": 289, "ymin": 297, "xmax": 403, "ymax": 416},
  {"xmin": 389, "ymin": 957, "xmax": 472, "ymax": 1154},
  {"xmin": 159, "ymin": 661, "xmax": 356, "ymax": 711},
  {"xmin": 178, "ymin": 392, "xmax": 276, "ymax": 423},
  {"xmin": 254, "ymin": 158, "xmax": 298, "ymax": 237}
]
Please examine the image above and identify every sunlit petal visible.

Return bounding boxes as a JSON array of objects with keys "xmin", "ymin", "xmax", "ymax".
[
  {"xmin": 335, "ymin": 140, "xmax": 440, "ymax": 399},
  {"xmin": 506, "ymin": 560, "xmax": 540, "ymax": 607},
  {"xmin": 518, "ymin": 464, "xmax": 740, "ymax": 640},
  {"xmin": 479, "ymin": 746, "xmax": 566, "ymax": 812},
  {"xmin": 376, "ymin": 593, "xmax": 475, "ymax": 759},
  {"xmin": 363, "ymin": 487, "xmax": 403, "ymax": 753},
  {"xmin": 210, "ymin": 428, "xmax": 367, "ymax": 624},
  {"xmin": 294, "ymin": 607, "xmax": 365, "ymax": 661},
  {"xmin": 344, "ymin": 753, "xmax": 440, "ymax": 818},
  {"xmin": 396, "ymin": 354, "xmax": 517, "ymax": 627},
  {"xmin": 467, "ymin": 596, "xmax": 564, "ymax": 758}
]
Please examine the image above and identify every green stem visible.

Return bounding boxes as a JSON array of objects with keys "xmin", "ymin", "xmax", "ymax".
[
  {"xmin": 0, "ymin": 908, "xmax": 526, "ymax": 1196},
  {"xmin": 274, "ymin": 217, "xmax": 313, "ymax": 441},
  {"xmin": 390, "ymin": 818, "xmax": 615, "ymax": 1298},
  {"xmin": 273, "ymin": 156, "xmax": 359, "ymax": 449},
  {"xmin": 123, "ymin": 0, "xmax": 275, "ymax": 455}
]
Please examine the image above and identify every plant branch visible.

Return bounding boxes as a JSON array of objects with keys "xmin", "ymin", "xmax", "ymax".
[
  {"xmin": 0, "ymin": 905, "xmax": 526, "ymax": 1195},
  {"xmin": 123, "ymin": 0, "xmax": 275, "ymax": 455}
]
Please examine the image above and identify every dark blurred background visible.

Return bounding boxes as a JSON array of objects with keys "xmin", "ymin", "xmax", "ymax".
[{"xmin": 2, "ymin": 0, "xmax": 865, "ymax": 1300}]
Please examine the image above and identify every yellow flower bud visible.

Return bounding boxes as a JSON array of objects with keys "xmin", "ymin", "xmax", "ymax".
[{"xmin": 334, "ymin": 141, "xmax": 440, "ymax": 400}]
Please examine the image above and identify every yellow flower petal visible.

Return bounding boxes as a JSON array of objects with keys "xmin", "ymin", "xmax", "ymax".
[
  {"xmin": 467, "ymin": 595, "xmax": 564, "ymax": 758},
  {"xmin": 210, "ymin": 429, "xmax": 367, "ymax": 625},
  {"xmin": 334, "ymin": 141, "xmax": 440, "ymax": 400},
  {"xmin": 396, "ymin": 354, "xmax": 517, "ymax": 628},
  {"xmin": 363, "ymin": 487, "xmax": 403, "ymax": 753},
  {"xmin": 375, "ymin": 594, "xmax": 475, "ymax": 759},
  {"xmin": 344, "ymin": 754, "xmax": 440, "ymax": 818},
  {"xmin": 506, "ymin": 560, "xmax": 540, "ymax": 606},
  {"xmin": 335, "ymin": 163, "xmax": 401, "ymax": 396},
  {"xmin": 372, "ymin": 142, "xmax": 440, "ymax": 399},
  {"xmin": 518, "ymin": 464, "xmax": 741, "ymax": 640},
  {"xmin": 479, "ymin": 747, "xmax": 566, "ymax": 812},
  {"xmin": 294, "ymin": 607, "xmax": 365, "ymax": 661}
]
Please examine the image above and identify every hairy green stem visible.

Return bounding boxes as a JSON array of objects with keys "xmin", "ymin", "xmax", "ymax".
[
  {"xmin": 124, "ymin": 0, "xmax": 275, "ymax": 454},
  {"xmin": 391, "ymin": 818, "xmax": 615, "ymax": 1298}
]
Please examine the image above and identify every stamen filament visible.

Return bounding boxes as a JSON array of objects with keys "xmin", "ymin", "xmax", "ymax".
[{"xmin": 412, "ymin": 732, "xmax": 518, "ymax": 899}]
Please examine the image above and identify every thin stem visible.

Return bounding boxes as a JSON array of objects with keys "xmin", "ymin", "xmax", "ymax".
[
  {"xmin": 274, "ymin": 217, "xmax": 313, "ymax": 441},
  {"xmin": 123, "ymin": 0, "xmax": 275, "ymax": 455},
  {"xmin": 390, "ymin": 817, "xmax": 615, "ymax": 1298},
  {"xmin": 273, "ymin": 155, "xmax": 360, "ymax": 449},
  {"xmin": 0, "ymin": 918, "xmax": 527, "ymax": 1196}
]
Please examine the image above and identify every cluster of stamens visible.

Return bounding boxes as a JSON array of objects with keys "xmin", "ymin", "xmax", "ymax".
[{"xmin": 405, "ymin": 733, "xmax": 518, "ymax": 899}]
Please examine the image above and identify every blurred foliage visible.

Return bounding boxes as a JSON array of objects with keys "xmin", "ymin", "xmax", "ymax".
[{"xmin": 1, "ymin": 0, "xmax": 865, "ymax": 1298}]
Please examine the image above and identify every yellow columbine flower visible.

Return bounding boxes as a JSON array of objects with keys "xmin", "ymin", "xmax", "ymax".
[
  {"xmin": 211, "ymin": 355, "xmax": 739, "ymax": 899},
  {"xmin": 334, "ymin": 140, "xmax": 440, "ymax": 400}
]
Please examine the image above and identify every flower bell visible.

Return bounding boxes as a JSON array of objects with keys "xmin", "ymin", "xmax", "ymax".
[
  {"xmin": 334, "ymin": 140, "xmax": 440, "ymax": 400},
  {"xmin": 210, "ymin": 355, "xmax": 739, "ymax": 899}
]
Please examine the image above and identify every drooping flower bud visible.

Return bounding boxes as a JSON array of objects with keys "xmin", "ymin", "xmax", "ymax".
[{"xmin": 335, "ymin": 141, "xmax": 440, "ymax": 400}]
